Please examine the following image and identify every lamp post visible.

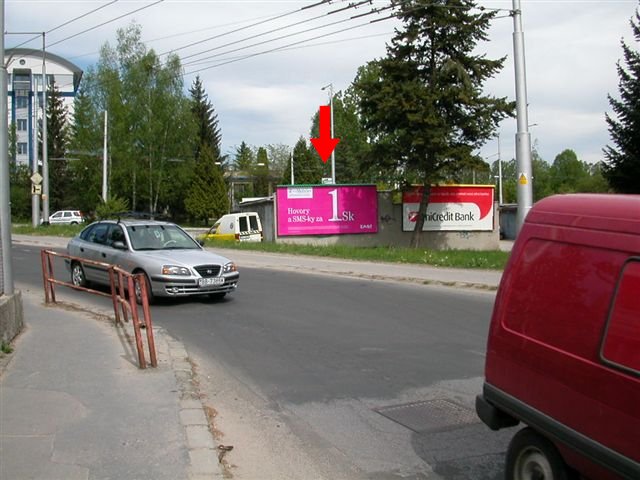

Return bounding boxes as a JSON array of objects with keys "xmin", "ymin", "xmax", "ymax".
[
  {"xmin": 321, "ymin": 83, "xmax": 335, "ymax": 184},
  {"xmin": 511, "ymin": 0, "xmax": 533, "ymax": 233}
]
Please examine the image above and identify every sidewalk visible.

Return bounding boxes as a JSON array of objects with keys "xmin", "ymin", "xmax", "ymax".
[{"xmin": 0, "ymin": 290, "xmax": 223, "ymax": 480}]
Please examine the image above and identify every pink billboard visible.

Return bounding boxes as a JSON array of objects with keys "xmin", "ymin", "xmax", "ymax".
[{"xmin": 276, "ymin": 185, "xmax": 378, "ymax": 236}]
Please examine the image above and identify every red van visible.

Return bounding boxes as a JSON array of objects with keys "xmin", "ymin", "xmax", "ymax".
[{"xmin": 476, "ymin": 194, "xmax": 640, "ymax": 480}]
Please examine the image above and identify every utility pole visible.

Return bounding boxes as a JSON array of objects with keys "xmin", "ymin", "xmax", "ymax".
[
  {"xmin": 103, "ymin": 111, "xmax": 108, "ymax": 201},
  {"xmin": 512, "ymin": 0, "xmax": 533, "ymax": 233},
  {"xmin": 321, "ymin": 83, "xmax": 336, "ymax": 184},
  {"xmin": 0, "ymin": 0, "xmax": 15, "ymax": 294},
  {"xmin": 31, "ymin": 74, "xmax": 39, "ymax": 227},
  {"xmin": 497, "ymin": 135, "xmax": 503, "ymax": 206},
  {"xmin": 290, "ymin": 151, "xmax": 294, "ymax": 185},
  {"xmin": 41, "ymin": 32, "xmax": 49, "ymax": 223}
]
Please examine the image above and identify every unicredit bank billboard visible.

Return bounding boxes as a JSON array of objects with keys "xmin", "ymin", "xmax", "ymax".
[
  {"xmin": 277, "ymin": 185, "xmax": 378, "ymax": 236},
  {"xmin": 402, "ymin": 185, "xmax": 494, "ymax": 231}
]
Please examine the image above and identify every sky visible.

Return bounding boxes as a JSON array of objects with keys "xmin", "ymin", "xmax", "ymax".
[{"xmin": 5, "ymin": 0, "xmax": 639, "ymax": 169}]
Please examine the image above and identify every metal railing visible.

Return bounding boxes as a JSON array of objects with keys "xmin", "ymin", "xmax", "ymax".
[{"xmin": 40, "ymin": 249, "xmax": 157, "ymax": 369}]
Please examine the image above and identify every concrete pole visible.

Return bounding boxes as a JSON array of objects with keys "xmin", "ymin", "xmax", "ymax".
[
  {"xmin": 512, "ymin": 0, "xmax": 533, "ymax": 233},
  {"xmin": 41, "ymin": 32, "xmax": 49, "ymax": 223},
  {"xmin": 0, "ymin": 0, "xmax": 15, "ymax": 294},
  {"xmin": 329, "ymin": 84, "xmax": 335, "ymax": 184},
  {"xmin": 497, "ymin": 135, "xmax": 503, "ymax": 205},
  {"xmin": 290, "ymin": 152, "xmax": 294, "ymax": 185},
  {"xmin": 102, "ymin": 110, "xmax": 108, "ymax": 201},
  {"xmin": 31, "ymin": 75, "xmax": 39, "ymax": 227}
]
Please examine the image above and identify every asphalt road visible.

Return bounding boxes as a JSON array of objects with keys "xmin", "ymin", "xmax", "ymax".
[{"xmin": 13, "ymin": 244, "xmax": 517, "ymax": 480}]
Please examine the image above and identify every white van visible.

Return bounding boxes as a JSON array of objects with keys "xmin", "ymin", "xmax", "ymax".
[{"xmin": 204, "ymin": 212, "xmax": 263, "ymax": 242}]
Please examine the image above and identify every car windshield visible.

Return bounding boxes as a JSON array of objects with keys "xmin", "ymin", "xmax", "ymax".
[{"xmin": 126, "ymin": 224, "xmax": 200, "ymax": 251}]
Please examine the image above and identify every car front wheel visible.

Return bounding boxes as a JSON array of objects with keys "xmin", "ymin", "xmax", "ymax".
[
  {"xmin": 134, "ymin": 272, "xmax": 155, "ymax": 305},
  {"xmin": 71, "ymin": 262, "xmax": 88, "ymax": 288},
  {"xmin": 505, "ymin": 427, "xmax": 575, "ymax": 480}
]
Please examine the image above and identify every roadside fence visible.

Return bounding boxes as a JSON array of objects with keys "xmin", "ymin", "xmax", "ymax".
[{"xmin": 40, "ymin": 249, "xmax": 157, "ymax": 369}]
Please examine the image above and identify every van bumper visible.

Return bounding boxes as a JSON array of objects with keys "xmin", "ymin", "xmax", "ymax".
[{"xmin": 475, "ymin": 391, "xmax": 519, "ymax": 431}]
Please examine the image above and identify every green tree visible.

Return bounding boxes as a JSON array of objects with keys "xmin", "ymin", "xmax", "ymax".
[
  {"xmin": 10, "ymin": 162, "xmax": 31, "ymax": 221},
  {"xmin": 184, "ymin": 146, "xmax": 229, "ymax": 224},
  {"xmin": 189, "ymin": 75, "xmax": 222, "ymax": 163},
  {"xmin": 266, "ymin": 143, "xmax": 292, "ymax": 180},
  {"xmin": 310, "ymin": 91, "xmax": 372, "ymax": 183},
  {"xmin": 549, "ymin": 149, "xmax": 589, "ymax": 194},
  {"xmin": 352, "ymin": 0, "xmax": 513, "ymax": 246},
  {"xmin": 491, "ymin": 158, "xmax": 517, "ymax": 204},
  {"xmin": 69, "ymin": 22, "xmax": 196, "ymax": 216},
  {"xmin": 281, "ymin": 137, "xmax": 321, "ymax": 185},
  {"xmin": 253, "ymin": 146, "xmax": 270, "ymax": 197},
  {"xmin": 532, "ymin": 150, "xmax": 553, "ymax": 201},
  {"xmin": 67, "ymin": 86, "xmax": 103, "ymax": 214},
  {"xmin": 603, "ymin": 8, "xmax": 640, "ymax": 193},
  {"xmin": 46, "ymin": 83, "xmax": 71, "ymax": 211},
  {"xmin": 233, "ymin": 141, "xmax": 254, "ymax": 171}
]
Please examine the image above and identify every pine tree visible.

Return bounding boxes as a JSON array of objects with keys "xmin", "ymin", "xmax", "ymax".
[
  {"xmin": 46, "ymin": 83, "xmax": 70, "ymax": 211},
  {"xmin": 603, "ymin": 9, "xmax": 640, "ymax": 193},
  {"xmin": 254, "ymin": 147, "xmax": 270, "ymax": 196},
  {"xmin": 189, "ymin": 75, "xmax": 222, "ymax": 163},
  {"xmin": 233, "ymin": 141, "xmax": 254, "ymax": 171},
  {"xmin": 184, "ymin": 145, "xmax": 229, "ymax": 224},
  {"xmin": 353, "ymin": 0, "xmax": 514, "ymax": 246}
]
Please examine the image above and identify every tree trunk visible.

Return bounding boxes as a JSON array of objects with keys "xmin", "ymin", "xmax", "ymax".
[{"xmin": 410, "ymin": 180, "xmax": 431, "ymax": 248}]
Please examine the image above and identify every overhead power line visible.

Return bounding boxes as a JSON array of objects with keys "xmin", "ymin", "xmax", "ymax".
[
  {"xmin": 47, "ymin": 0, "xmax": 165, "ymax": 48},
  {"xmin": 48, "ymin": 0, "xmax": 120, "ymax": 35},
  {"xmin": 159, "ymin": 0, "xmax": 339, "ymax": 57},
  {"xmin": 182, "ymin": 3, "xmax": 392, "ymax": 68},
  {"xmin": 184, "ymin": 11, "xmax": 393, "ymax": 75},
  {"xmin": 179, "ymin": 0, "xmax": 373, "ymax": 64}
]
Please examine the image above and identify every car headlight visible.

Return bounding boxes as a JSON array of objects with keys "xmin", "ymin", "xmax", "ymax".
[
  {"xmin": 162, "ymin": 265, "xmax": 191, "ymax": 276},
  {"xmin": 223, "ymin": 262, "xmax": 237, "ymax": 273}
]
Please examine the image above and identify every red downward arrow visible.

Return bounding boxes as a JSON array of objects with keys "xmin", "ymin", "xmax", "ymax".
[{"xmin": 311, "ymin": 105, "xmax": 340, "ymax": 163}]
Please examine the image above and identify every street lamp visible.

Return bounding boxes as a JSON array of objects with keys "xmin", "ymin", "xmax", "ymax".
[{"xmin": 321, "ymin": 83, "xmax": 335, "ymax": 184}]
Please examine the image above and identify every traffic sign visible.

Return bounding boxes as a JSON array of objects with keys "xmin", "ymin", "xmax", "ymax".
[
  {"xmin": 31, "ymin": 184, "xmax": 42, "ymax": 195},
  {"xmin": 30, "ymin": 172, "xmax": 43, "ymax": 185}
]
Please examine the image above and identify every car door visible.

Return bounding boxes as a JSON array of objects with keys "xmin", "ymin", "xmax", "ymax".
[
  {"xmin": 49, "ymin": 211, "xmax": 63, "ymax": 224},
  {"xmin": 100, "ymin": 225, "xmax": 133, "ymax": 277},
  {"xmin": 77, "ymin": 223, "xmax": 111, "ymax": 284}
]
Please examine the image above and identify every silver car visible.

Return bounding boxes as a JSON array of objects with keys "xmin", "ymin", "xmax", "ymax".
[{"xmin": 66, "ymin": 219, "xmax": 239, "ymax": 303}]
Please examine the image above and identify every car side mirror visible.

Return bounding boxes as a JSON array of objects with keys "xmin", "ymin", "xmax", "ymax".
[
  {"xmin": 197, "ymin": 238, "xmax": 205, "ymax": 247},
  {"xmin": 112, "ymin": 240, "xmax": 127, "ymax": 250}
]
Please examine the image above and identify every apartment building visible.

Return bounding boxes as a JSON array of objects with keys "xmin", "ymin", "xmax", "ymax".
[{"xmin": 5, "ymin": 48, "xmax": 82, "ymax": 167}]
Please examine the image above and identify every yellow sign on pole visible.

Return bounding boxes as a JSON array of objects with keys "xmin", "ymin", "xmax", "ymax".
[
  {"xmin": 31, "ymin": 184, "xmax": 42, "ymax": 195},
  {"xmin": 518, "ymin": 173, "xmax": 528, "ymax": 185}
]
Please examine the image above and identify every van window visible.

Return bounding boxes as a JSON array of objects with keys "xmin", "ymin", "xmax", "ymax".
[
  {"xmin": 601, "ymin": 259, "xmax": 640, "ymax": 375},
  {"xmin": 249, "ymin": 215, "xmax": 259, "ymax": 231},
  {"xmin": 239, "ymin": 216, "xmax": 248, "ymax": 233}
]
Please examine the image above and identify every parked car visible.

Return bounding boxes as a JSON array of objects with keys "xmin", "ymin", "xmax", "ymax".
[
  {"xmin": 476, "ymin": 194, "xmax": 640, "ymax": 480},
  {"xmin": 202, "ymin": 212, "xmax": 263, "ymax": 242},
  {"xmin": 48, "ymin": 210, "xmax": 85, "ymax": 225},
  {"xmin": 66, "ymin": 219, "xmax": 239, "ymax": 303}
]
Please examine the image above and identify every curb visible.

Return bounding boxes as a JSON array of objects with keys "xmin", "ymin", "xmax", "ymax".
[{"xmin": 162, "ymin": 331, "xmax": 225, "ymax": 480}]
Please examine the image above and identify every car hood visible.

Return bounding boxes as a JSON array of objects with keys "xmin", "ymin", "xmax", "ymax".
[{"xmin": 135, "ymin": 248, "xmax": 232, "ymax": 266}]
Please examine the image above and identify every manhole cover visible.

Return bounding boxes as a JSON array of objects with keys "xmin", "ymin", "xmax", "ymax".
[{"xmin": 374, "ymin": 398, "xmax": 479, "ymax": 433}]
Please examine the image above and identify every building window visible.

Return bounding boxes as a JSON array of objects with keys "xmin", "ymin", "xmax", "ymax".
[
  {"xmin": 16, "ymin": 119, "xmax": 27, "ymax": 131},
  {"xmin": 17, "ymin": 143, "xmax": 28, "ymax": 155},
  {"xmin": 16, "ymin": 96, "xmax": 28, "ymax": 109}
]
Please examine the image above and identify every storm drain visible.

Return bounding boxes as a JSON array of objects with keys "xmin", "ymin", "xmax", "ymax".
[{"xmin": 374, "ymin": 398, "xmax": 479, "ymax": 433}]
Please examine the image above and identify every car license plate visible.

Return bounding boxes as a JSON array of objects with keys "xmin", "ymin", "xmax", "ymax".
[{"xmin": 198, "ymin": 277, "xmax": 224, "ymax": 287}]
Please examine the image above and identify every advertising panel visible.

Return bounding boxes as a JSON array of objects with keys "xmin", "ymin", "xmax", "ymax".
[
  {"xmin": 402, "ymin": 185, "xmax": 494, "ymax": 231},
  {"xmin": 276, "ymin": 185, "xmax": 378, "ymax": 236}
]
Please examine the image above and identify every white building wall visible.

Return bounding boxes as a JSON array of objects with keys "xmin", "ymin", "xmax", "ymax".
[{"xmin": 5, "ymin": 49, "xmax": 82, "ymax": 167}]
